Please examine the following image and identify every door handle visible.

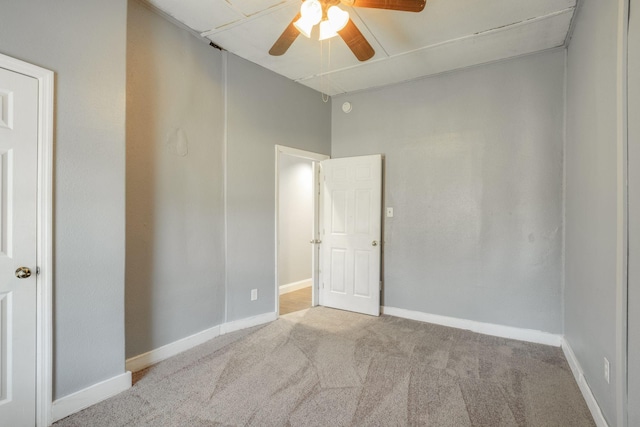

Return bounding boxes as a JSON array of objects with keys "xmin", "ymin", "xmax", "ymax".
[
  {"xmin": 372, "ymin": 241, "xmax": 378, "ymax": 246},
  {"xmin": 310, "ymin": 239, "xmax": 322, "ymax": 244},
  {"xmin": 15, "ymin": 267, "xmax": 32, "ymax": 279}
]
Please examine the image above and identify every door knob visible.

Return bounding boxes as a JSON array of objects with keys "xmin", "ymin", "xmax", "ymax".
[
  {"xmin": 15, "ymin": 267, "xmax": 32, "ymax": 279},
  {"xmin": 372, "ymin": 241, "xmax": 378, "ymax": 246}
]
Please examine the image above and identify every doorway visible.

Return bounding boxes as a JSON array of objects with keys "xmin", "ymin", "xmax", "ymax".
[
  {"xmin": 275, "ymin": 146, "xmax": 328, "ymax": 316},
  {"xmin": 275, "ymin": 147, "xmax": 383, "ymax": 318}
]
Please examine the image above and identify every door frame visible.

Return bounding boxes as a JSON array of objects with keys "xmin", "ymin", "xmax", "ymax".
[
  {"xmin": 0, "ymin": 53, "xmax": 54, "ymax": 427},
  {"xmin": 274, "ymin": 145, "xmax": 329, "ymax": 315}
]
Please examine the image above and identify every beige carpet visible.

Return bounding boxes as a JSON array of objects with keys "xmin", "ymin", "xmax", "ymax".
[{"xmin": 55, "ymin": 307, "xmax": 595, "ymax": 426}]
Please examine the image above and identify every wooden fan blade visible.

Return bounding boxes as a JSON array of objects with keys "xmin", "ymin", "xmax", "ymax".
[
  {"xmin": 350, "ymin": 0, "xmax": 426, "ymax": 12},
  {"xmin": 269, "ymin": 13, "xmax": 302, "ymax": 56},
  {"xmin": 338, "ymin": 19, "xmax": 375, "ymax": 62}
]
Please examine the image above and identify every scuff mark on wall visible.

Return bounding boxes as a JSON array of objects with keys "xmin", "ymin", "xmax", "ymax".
[{"xmin": 166, "ymin": 127, "xmax": 189, "ymax": 157}]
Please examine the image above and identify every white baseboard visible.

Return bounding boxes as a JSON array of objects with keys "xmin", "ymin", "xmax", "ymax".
[
  {"xmin": 51, "ymin": 371, "xmax": 132, "ymax": 423},
  {"xmin": 562, "ymin": 339, "xmax": 609, "ymax": 427},
  {"xmin": 220, "ymin": 311, "xmax": 278, "ymax": 334},
  {"xmin": 381, "ymin": 306, "xmax": 562, "ymax": 347},
  {"xmin": 279, "ymin": 279, "xmax": 312, "ymax": 295},
  {"xmin": 126, "ymin": 311, "xmax": 277, "ymax": 373},
  {"xmin": 125, "ymin": 325, "xmax": 222, "ymax": 373}
]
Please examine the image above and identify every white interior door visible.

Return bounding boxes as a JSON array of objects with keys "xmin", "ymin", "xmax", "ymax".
[
  {"xmin": 0, "ymin": 67, "xmax": 38, "ymax": 426},
  {"xmin": 320, "ymin": 154, "xmax": 382, "ymax": 316}
]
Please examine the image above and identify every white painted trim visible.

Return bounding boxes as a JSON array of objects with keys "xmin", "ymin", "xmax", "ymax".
[
  {"xmin": 382, "ymin": 306, "xmax": 562, "ymax": 347},
  {"xmin": 125, "ymin": 326, "xmax": 222, "ymax": 373},
  {"xmin": 562, "ymin": 339, "xmax": 610, "ymax": 427},
  {"xmin": 279, "ymin": 279, "xmax": 312, "ymax": 295},
  {"xmin": 274, "ymin": 145, "xmax": 329, "ymax": 317},
  {"xmin": 0, "ymin": 52, "xmax": 54, "ymax": 427},
  {"xmin": 276, "ymin": 145, "xmax": 330, "ymax": 162},
  {"xmin": 220, "ymin": 311, "xmax": 277, "ymax": 335},
  {"xmin": 50, "ymin": 372, "xmax": 132, "ymax": 423},
  {"xmin": 126, "ymin": 312, "xmax": 276, "ymax": 373},
  {"xmin": 312, "ymin": 161, "xmax": 322, "ymax": 308}
]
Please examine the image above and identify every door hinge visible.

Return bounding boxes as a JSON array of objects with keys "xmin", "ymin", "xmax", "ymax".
[{"xmin": 379, "ymin": 281, "xmax": 382, "ymax": 291}]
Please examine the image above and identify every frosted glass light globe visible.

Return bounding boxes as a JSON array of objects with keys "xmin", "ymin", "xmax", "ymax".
[
  {"xmin": 300, "ymin": 0, "xmax": 322, "ymax": 25},
  {"xmin": 327, "ymin": 6, "xmax": 349, "ymax": 31}
]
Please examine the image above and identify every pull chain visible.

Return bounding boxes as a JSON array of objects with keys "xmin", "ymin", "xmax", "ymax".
[{"xmin": 321, "ymin": 39, "xmax": 330, "ymax": 102}]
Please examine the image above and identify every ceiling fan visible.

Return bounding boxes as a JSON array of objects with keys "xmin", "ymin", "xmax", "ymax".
[{"xmin": 269, "ymin": 0, "xmax": 426, "ymax": 62}]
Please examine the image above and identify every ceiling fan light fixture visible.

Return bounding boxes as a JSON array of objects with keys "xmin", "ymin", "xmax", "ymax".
[
  {"xmin": 273, "ymin": 0, "xmax": 423, "ymax": 61},
  {"xmin": 319, "ymin": 19, "xmax": 338, "ymax": 40},
  {"xmin": 294, "ymin": 16, "xmax": 315, "ymax": 38},
  {"xmin": 299, "ymin": 0, "xmax": 322, "ymax": 25},
  {"xmin": 327, "ymin": 6, "xmax": 349, "ymax": 32}
]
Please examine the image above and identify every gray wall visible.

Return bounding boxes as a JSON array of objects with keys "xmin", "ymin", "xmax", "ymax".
[
  {"xmin": 332, "ymin": 50, "xmax": 565, "ymax": 333},
  {"xmin": 226, "ymin": 54, "xmax": 331, "ymax": 322},
  {"xmin": 629, "ymin": 0, "xmax": 640, "ymax": 423},
  {"xmin": 564, "ymin": 0, "xmax": 622, "ymax": 423},
  {"xmin": 0, "ymin": 1, "xmax": 127, "ymax": 399},
  {"xmin": 126, "ymin": 0, "xmax": 226, "ymax": 358},
  {"xmin": 278, "ymin": 155, "xmax": 313, "ymax": 287}
]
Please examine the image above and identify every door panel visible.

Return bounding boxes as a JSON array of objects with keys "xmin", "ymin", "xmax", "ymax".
[
  {"xmin": 354, "ymin": 190, "xmax": 371, "ymax": 234},
  {"xmin": 0, "ymin": 66, "xmax": 38, "ymax": 426},
  {"xmin": 331, "ymin": 190, "xmax": 347, "ymax": 234},
  {"xmin": 330, "ymin": 249, "xmax": 346, "ymax": 293},
  {"xmin": 353, "ymin": 250, "xmax": 371, "ymax": 297},
  {"xmin": 321, "ymin": 155, "xmax": 381, "ymax": 316}
]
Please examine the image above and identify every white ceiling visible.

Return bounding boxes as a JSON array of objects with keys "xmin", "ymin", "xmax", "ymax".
[{"xmin": 145, "ymin": 0, "xmax": 577, "ymax": 95}]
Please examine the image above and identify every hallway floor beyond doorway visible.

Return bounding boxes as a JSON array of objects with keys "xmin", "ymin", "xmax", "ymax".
[{"xmin": 279, "ymin": 286, "xmax": 311, "ymax": 315}]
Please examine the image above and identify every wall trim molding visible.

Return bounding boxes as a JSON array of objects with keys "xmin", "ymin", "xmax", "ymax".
[
  {"xmin": 381, "ymin": 306, "xmax": 562, "ymax": 347},
  {"xmin": 279, "ymin": 279, "xmax": 312, "ymax": 295},
  {"xmin": 51, "ymin": 372, "xmax": 132, "ymax": 423},
  {"xmin": 220, "ymin": 311, "xmax": 277, "ymax": 335},
  {"xmin": 125, "ymin": 325, "xmax": 222, "ymax": 373},
  {"xmin": 562, "ymin": 339, "xmax": 610, "ymax": 427},
  {"xmin": 126, "ymin": 311, "xmax": 277, "ymax": 373}
]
